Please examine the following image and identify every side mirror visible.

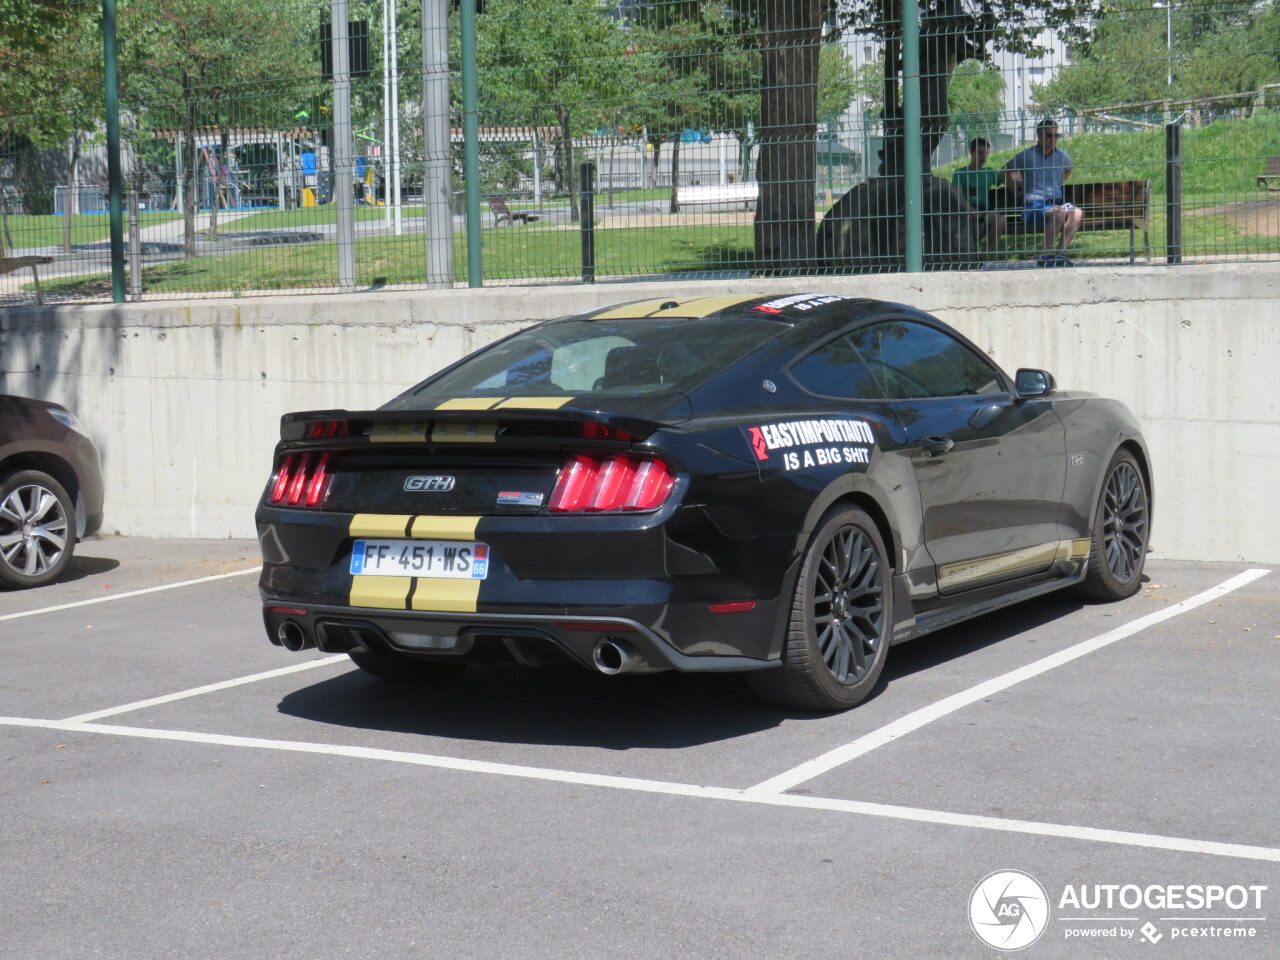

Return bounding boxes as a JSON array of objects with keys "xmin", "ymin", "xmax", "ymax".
[{"xmin": 1015, "ymin": 368, "xmax": 1055, "ymax": 399}]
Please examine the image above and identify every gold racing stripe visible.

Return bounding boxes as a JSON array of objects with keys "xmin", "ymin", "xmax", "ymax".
[
  {"xmin": 409, "ymin": 515, "xmax": 482, "ymax": 540},
  {"xmin": 673, "ymin": 294, "xmax": 769, "ymax": 316},
  {"xmin": 431, "ymin": 421, "xmax": 498, "ymax": 443},
  {"xmin": 370, "ymin": 422, "xmax": 428, "ymax": 443},
  {"xmin": 350, "ymin": 514, "xmax": 415, "ymax": 538},
  {"xmin": 494, "ymin": 397, "xmax": 574, "ymax": 410},
  {"xmin": 588, "ymin": 294, "xmax": 759, "ymax": 320},
  {"xmin": 409, "ymin": 578, "xmax": 481, "ymax": 613},
  {"xmin": 940, "ymin": 541, "xmax": 1064, "ymax": 590},
  {"xmin": 435, "ymin": 398, "xmax": 501, "ymax": 411},
  {"xmin": 350, "ymin": 575, "xmax": 414, "ymax": 610},
  {"xmin": 1056, "ymin": 537, "xmax": 1093, "ymax": 562}
]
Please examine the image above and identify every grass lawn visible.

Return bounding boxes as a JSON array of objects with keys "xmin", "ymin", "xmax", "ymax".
[
  {"xmin": 221, "ymin": 204, "xmax": 427, "ymax": 232},
  {"xmin": 36, "ymin": 221, "xmax": 757, "ymax": 295},
  {"xmin": 2, "ymin": 211, "xmax": 183, "ymax": 249}
]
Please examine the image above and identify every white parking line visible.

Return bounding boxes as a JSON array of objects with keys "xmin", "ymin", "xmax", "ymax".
[
  {"xmin": 747, "ymin": 568, "xmax": 1273, "ymax": 796},
  {"xmin": 0, "ymin": 566, "xmax": 263, "ymax": 623},
  {"xmin": 61, "ymin": 655, "xmax": 349, "ymax": 723},
  {"xmin": 2, "ymin": 715, "xmax": 1277, "ymax": 864}
]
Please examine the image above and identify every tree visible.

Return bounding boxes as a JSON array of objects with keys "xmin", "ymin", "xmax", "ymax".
[
  {"xmin": 120, "ymin": 0, "xmax": 312, "ymax": 252},
  {"xmin": 947, "ymin": 58, "xmax": 1004, "ymax": 143},
  {"xmin": 0, "ymin": 1, "xmax": 101, "ymax": 251},
  {"xmin": 818, "ymin": 42, "xmax": 860, "ymax": 124},
  {"xmin": 1035, "ymin": 0, "xmax": 1280, "ymax": 113},
  {"xmin": 630, "ymin": 2, "xmax": 758, "ymax": 211},
  {"xmin": 476, "ymin": 0, "xmax": 641, "ymax": 220}
]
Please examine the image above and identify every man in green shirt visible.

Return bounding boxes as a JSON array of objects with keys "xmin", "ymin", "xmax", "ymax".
[{"xmin": 952, "ymin": 137, "xmax": 1006, "ymax": 254}]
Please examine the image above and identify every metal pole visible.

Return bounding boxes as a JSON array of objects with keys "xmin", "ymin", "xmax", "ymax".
[
  {"xmin": 532, "ymin": 129, "xmax": 543, "ymax": 205},
  {"xmin": 1166, "ymin": 121, "xmax": 1182, "ymax": 265},
  {"xmin": 102, "ymin": 0, "xmax": 126, "ymax": 303},
  {"xmin": 389, "ymin": 0, "xmax": 403, "ymax": 234},
  {"xmin": 580, "ymin": 161, "xmax": 595, "ymax": 283},
  {"xmin": 174, "ymin": 138, "xmax": 184, "ymax": 213},
  {"xmin": 382, "ymin": 0, "xmax": 392, "ymax": 229},
  {"xmin": 332, "ymin": 0, "xmax": 357, "ymax": 290},
  {"xmin": 127, "ymin": 190, "xmax": 142, "ymax": 301},
  {"xmin": 422, "ymin": 0, "xmax": 454, "ymax": 288},
  {"xmin": 275, "ymin": 132, "xmax": 286, "ymax": 209},
  {"xmin": 461, "ymin": 0, "xmax": 483, "ymax": 287},
  {"xmin": 901, "ymin": 0, "xmax": 923, "ymax": 273}
]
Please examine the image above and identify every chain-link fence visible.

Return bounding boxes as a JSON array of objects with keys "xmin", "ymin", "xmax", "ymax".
[{"xmin": 3, "ymin": 0, "xmax": 1279, "ymax": 305}]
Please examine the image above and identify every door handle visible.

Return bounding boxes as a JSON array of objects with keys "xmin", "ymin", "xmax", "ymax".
[{"xmin": 921, "ymin": 436, "xmax": 955, "ymax": 457}]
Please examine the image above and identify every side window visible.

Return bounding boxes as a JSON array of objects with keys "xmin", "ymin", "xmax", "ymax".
[
  {"xmin": 851, "ymin": 321, "xmax": 1002, "ymax": 399},
  {"xmin": 788, "ymin": 334, "xmax": 887, "ymax": 400}
]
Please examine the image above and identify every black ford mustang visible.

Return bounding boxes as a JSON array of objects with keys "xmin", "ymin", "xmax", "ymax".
[{"xmin": 256, "ymin": 294, "xmax": 1151, "ymax": 710}]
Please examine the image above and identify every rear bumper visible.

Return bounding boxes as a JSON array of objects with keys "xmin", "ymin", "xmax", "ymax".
[
  {"xmin": 256, "ymin": 502, "xmax": 798, "ymax": 663},
  {"xmin": 261, "ymin": 601, "xmax": 780, "ymax": 674}
]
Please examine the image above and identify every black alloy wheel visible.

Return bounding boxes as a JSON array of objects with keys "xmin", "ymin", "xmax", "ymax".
[
  {"xmin": 1077, "ymin": 449, "xmax": 1149, "ymax": 601},
  {"xmin": 748, "ymin": 505, "xmax": 892, "ymax": 711},
  {"xmin": 0, "ymin": 470, "xmax": 76, "ymax": 589}
]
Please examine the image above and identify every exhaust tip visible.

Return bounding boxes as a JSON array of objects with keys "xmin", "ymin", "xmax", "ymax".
[
  {"xmin": 277, "ymin": 620, "xmax": 314, "ymax": 652},
  {"xmin": 593, "ymin": 638, "xmax": 646, "ymax": 676}
]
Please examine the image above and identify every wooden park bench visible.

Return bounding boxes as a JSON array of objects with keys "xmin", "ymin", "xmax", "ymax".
[
  {"xmin": 1257, "ymin": 156, "xmax": 1280, "ymax": 190},
  {"xmin": 488, "ymin": 198, "xmax": 539, "ymax": 226},
  {"xmin": 990, "ymin": 179, "xmax": 1151, "ymax": 263},
  {"xmin": 0, "ymin": 255, "xmax": 53, "ymax": 304}
]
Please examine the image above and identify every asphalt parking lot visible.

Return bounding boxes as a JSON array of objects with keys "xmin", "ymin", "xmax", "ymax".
[{"xmin": 1, "ymin": 537, "xmax": 1276, "ymax": 959}]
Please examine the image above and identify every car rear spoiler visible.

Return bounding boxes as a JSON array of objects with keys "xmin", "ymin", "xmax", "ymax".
[{"xmin": 278, "ymin": 403, "xmax": 689, "ymax": 447}]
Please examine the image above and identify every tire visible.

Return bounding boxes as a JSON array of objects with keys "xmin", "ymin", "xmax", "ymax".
[
  {"xmin": 347, "ymin": 646, "xmax": 465, "ymax": 683},
  {"xmin": 1075, "ymin": 449, "xmax": 1150, "ymax": 602},
  {"xmin": 748, "ymin": 506, "xmax": 892, "ymax": 711},
  {"xmin": 0, "ymin": 469, "xmax": 76, "ymax": 589}
]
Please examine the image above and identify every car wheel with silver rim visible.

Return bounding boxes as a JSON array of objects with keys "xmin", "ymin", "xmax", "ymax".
[{"xmin": 0, "ymin": 469, "xmax": 76, "ymax": 589}]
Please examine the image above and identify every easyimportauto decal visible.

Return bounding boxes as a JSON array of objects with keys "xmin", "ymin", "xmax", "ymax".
[
  {"xmin": 745, "ymin": 418, "xmax": 875, "ymax": 472},
  {"xmin": 751, "ymin": 294, "xmax": 856, "ymax": 314}
]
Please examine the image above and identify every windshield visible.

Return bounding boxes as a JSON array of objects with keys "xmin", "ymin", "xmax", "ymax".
[{"xmin": 398, "ymin": 316, "xmax": 782, "ymax": 407}]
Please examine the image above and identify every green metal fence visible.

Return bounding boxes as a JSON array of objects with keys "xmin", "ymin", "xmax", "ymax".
[{"xmin": 3, "ymin": 0, "xmax": 1280, "ymax": 305}]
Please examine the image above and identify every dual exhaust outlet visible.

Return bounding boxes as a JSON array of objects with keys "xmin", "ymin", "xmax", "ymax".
[{"xmin": 277, "ymin": 618, "xmax": 655, "ymax": 675}]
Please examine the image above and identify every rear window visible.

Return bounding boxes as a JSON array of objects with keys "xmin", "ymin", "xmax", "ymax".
[{"xmin": 399, "ymin": 316, "xmax": 782, "ymax": 405}]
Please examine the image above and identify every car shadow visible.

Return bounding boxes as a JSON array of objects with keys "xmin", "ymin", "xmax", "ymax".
[
  {"xmin": 881, "ymin": 593, "xmax": 1084, "ymax": 685},
  {"xmin": 276, "ymin": 594, "xmax": 1087, "ymax": 750},
  {"xmin": 277, "ymin": 662, "xmax": 800, "ymax": 750},
  {"xmin": 57, "ymin": 554, "xmax": 121, "ymax": 583}
]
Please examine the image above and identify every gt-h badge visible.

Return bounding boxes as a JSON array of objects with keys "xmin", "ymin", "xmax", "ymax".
[{"xmin": 404, "ymin": 475, "xmax": 456, "ymax": 492}]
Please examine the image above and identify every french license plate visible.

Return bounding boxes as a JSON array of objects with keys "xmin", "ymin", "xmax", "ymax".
[{"xmin": 350, "ymin": 539, "xmax": 489, "ymax": 579}]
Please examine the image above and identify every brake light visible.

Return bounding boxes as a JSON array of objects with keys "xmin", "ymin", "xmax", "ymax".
[
  {"xmin": 549, "ymin": 454, "xmax": 674, "ymax": 513},
  {"xmin": 269, "ymin": 452, "xmax": 334, "ymax": 507},
  {"xmin": 305, "ymin": 420, "xmax": 351, "ymax": 439},
  {"xmin": 580, "ymin": 422, "xmax": 637, "ymax": 442}
]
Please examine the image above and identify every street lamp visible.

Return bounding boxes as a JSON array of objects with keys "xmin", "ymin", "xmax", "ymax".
[{"xmin": 1152, "ymin": 1, "xmax": 1173, "ymax": 89}]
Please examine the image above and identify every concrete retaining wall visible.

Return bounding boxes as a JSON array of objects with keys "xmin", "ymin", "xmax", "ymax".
[{"xmin": 2, "ymin": 265, "xmax": 1277, "ymax": 562}]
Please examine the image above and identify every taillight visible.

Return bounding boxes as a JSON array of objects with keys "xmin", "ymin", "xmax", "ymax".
[
  {"xmin": 549, "ymin": 454, "xmax": 675, "ymax": 513},
  {"xmin": 579, "ymin": 422, "xmax": 637, "ymax": 442},
  {"xmin": 269, "ymin": 452, "xmax": 334, "ymax": 507},
  {"xmin": 305, "ymin": 420, "xmax": 351, "ymax": 439}
]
